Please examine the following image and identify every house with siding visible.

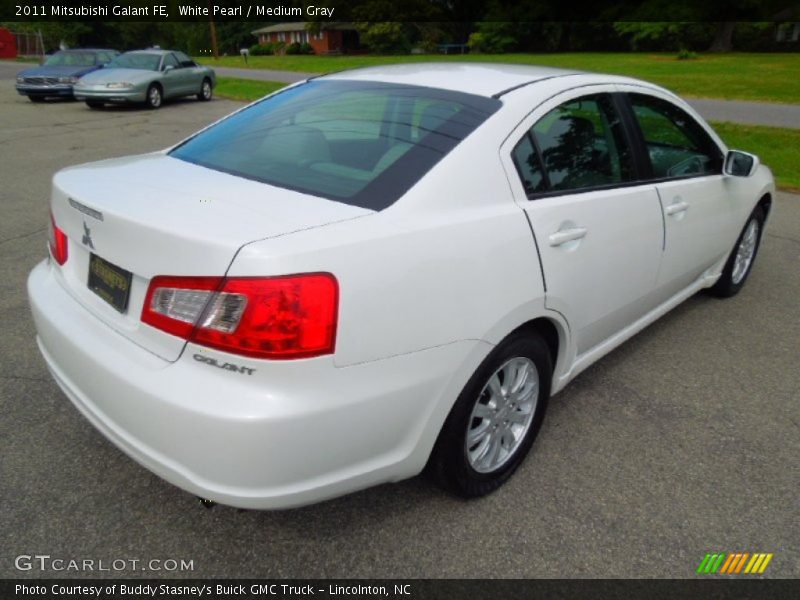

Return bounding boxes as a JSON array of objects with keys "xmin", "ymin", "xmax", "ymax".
[{"xmin": 252, "ymin": 22, "xmax": 360, "ymax": 54}]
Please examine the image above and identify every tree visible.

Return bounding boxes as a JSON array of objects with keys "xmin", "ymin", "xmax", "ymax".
[{"xmin": 709, "ymin": 21, "xmax": 736, "ymax": 52}]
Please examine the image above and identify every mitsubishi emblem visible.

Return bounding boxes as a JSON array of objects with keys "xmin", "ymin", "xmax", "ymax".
[{"xmin": 82, "ymin": 221, "xmax": 95, "ymax": 249}]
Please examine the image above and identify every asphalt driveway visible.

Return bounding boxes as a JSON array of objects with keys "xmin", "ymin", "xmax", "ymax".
[{"xmin": 1, "ymin": 84, "xmax": 798, "ymax": 579}]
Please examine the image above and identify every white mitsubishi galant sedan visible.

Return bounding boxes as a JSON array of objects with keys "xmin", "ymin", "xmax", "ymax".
[{"xmin": 28, "ymin": 64, "xmax": 774, "ymax": 508}]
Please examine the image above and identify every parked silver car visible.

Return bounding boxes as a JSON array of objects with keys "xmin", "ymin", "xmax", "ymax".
[{"xmin": 73, "ymin": 49, "xmax": 216, "ymax": 109}]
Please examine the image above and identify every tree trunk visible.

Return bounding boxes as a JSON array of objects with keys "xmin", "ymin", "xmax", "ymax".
[
  {"xmin": 709, "ymin": 22, "xmax": 736, "ymax": 52},
  {"xmin": 207, "ymin": 0, "xmax": 219, "ymax": 58}
]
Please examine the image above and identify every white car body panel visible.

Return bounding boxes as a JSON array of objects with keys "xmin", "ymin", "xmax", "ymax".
[{"xmin": 27, "ymin": 64, "xmax": 776, "ymax": 508}]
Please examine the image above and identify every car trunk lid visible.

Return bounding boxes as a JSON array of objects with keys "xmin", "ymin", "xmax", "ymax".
[{"xmin": 50, "ymin": 152, "xmax": 371, "ymax": 361}]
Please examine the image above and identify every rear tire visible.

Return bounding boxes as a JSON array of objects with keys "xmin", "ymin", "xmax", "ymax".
[
  {"xmin": 29, "ymin": 96, "xmax": 45, "ymax": 103},
  {"xmin": 708, "ymin": 206, "xmax": 765, "ymax": 298},
  {"xmin": 428, "ymin": 330, "xmax": 552, "ymax": 497},
  {"xmin": 146, "ymin": 84, "xmax": 162, "ymax": 109},
  {"xmin": 86, "ymin": 101, "xmax": 104, "ymax": 109},
  {"xmin": 197, "ymin": 78, "xmax": 212, "ymax": 101}
]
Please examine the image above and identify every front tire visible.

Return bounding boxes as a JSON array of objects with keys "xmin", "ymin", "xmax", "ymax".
[
  {"xmin": 29, "ymin": 96, "xmax": 45, "ymax": 103},
  {"xmin": 86, "ymin": 101, "xmax": 104, "ymax": 109},
  {"xmin": 197, "ymin": 78, "xmax": 212, "ymax": 101},
  {"xmin": 145, "ymin": 84, "xmax": 162, "ymax": 109},
  {"xmin": 708, "ymin": 206, "xmax": 765, "ymax": 298},
  {"xmin": 428, "ymin": 331, "xmax": 552, "ymax": 497}
]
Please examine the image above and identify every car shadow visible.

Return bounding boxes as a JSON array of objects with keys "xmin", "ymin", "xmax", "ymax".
[{"xmin": 87, "ymin": 97, "xmax": 207, "ymax": 112}]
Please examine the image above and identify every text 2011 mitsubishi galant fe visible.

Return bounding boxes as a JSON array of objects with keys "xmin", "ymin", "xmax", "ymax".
[{"xmin": 28, "ymin": 64, "xmax": 774, "ymax": 508}]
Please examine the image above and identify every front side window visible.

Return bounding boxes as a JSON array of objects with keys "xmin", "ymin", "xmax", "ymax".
[
  {"xmin": 163, "ymin": 54, "xmax": 178, "ymax": 69},
  {"xmin": 629, "ymin": 93, "xmax": 722, "ymax": 179},
  {"xmin": 512, "ymin": 94, "xmax": 634, "ymax": 195},
  {"xmin": 170, "ymin": 80, "xmax": 500, "ymax": 210},
  {"xmin": 175, "ymin": 51, "xmax": 195, "ymax": 67}
]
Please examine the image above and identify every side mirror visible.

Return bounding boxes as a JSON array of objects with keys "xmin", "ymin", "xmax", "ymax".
[
  {"xmin": 164, "ymin": 65, "xmax": 174, "ymax": 73},
  {"xmin": 724, "ymin": 150, "xmax": 759, "ymax": 177}
]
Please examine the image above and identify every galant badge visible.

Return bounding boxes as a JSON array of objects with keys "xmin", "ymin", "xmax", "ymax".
[{"xmin": 82, "ymin": 221, "xmax": 94, "ymax": 249}]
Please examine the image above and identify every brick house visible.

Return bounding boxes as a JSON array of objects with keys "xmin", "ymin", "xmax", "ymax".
[{"xmin": 252, "ymin": 22, "xmax": 360, "ymax": 54}]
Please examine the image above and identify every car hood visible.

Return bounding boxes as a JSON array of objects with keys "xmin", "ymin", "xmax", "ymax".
[
  {"xmin": 78, "ymin": 68, "xmax": 156, "ymax": 85},
  {"xmin": 18, "ymin": 65, "xmax": 98, "ymax": 78}
]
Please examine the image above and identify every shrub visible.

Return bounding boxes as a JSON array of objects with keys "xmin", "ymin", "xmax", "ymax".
[
  {"xmin": 467, "ymin": 25, "xmax": 516, "ymax": 54},
  {"xmin": 249, "ymin": 43, "xmax": 274, "ymax": 56},
  {"xmin": 677, "ymin": 48, "xmax": 699, "ymax": 60},
  {"xmin": 356, "ymin": 22, "xmax": 411, "ymax": 55},
  {"xmin": 299, "ymin": 42, "xmax": 314, "ymax": 55},
  {"xmin": 285, "ymin": 42, "xmax": 302, "ymax": 55}
]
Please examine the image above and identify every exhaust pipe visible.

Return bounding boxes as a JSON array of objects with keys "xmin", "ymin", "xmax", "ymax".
[{"xmin": 198, "ymin": 497, "xmax": 216, "ymax": 509}]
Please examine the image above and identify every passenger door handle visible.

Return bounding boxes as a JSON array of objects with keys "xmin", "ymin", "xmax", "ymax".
[
  {"xmin": 665, "ymin": 200, "xmax": 690, "ymax": 216},
  {"xmin": 549, "ymin": 227, "xmax": 588, "ymax": 247}
]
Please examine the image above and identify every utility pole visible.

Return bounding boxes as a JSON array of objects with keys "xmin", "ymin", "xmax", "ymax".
[{"xmin": 207, "ymin": 0, "xmax": 219, "ymax": 58}]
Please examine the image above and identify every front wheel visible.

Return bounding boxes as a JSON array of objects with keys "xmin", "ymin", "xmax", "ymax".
[
  {"xmin": 146, "ymin": 84, "xmax": 162, "ymax": 109},
  {"xmin": 708, "ymin": 206, "xmax": 765, "ymax": 298},
  {"xmin": 86, "ymin": 101, "xmax": 104, "ymax": 109},
  {"xmin": 29, "ymin": 96, "xmax": 45, "ymax": 103},
  {"xmin": 197, "ymin": 78, "xmax": 212, "ymax": 101},
  {"xmin": 428, "ymin": 331, "xmax": 552, "ymax": 497}
]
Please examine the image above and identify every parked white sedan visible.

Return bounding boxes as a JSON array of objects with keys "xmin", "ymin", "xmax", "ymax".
[{"xmin": 28, "ymin": 64, "xmax": 774, "ymax": 508}]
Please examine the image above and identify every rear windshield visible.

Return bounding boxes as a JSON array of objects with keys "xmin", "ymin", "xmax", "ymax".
[{"xmin": 170, "ymin": 80, "xmax": 501, "ymax": 210}]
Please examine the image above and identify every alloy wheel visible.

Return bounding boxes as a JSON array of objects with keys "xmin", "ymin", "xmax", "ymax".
[
  {"xmin": 465, "ymin": 357, "xmax": 539, "ymax": 473},
  {"xmin": 731, "ymin": 219, "xmax": 759, "ymax": 285},
  {"xmin": 149, "ymin": 86, "xmax": 162, "ymax": 108}
]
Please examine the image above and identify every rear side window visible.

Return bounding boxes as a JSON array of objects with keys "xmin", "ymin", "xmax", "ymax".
[
  {"xmin": 628, "ymin": 93, "xmax": 722, "ymax": 178},
  {"xmin": 512, "ymin": 94, "xmax": 634, "ymax": 196},
  {"xmin": 170, "ymin": 80, "xmax": 501, "ymax": 211},
  {"xmin": 511, "ymin": 134, "xmax": 547, "ymax": 195}
]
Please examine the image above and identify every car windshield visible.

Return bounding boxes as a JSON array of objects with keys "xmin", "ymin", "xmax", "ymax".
[
  {"xmin": 44, "ymin": 52, "xmax": 96, "ymax": 67},
  {"xmin": 106, "ymin": 53, "xmax": 161, "ymax": 71},
  {"xmin": 170, "ymin": 80, "xmax": 501, "ymax": 210}
]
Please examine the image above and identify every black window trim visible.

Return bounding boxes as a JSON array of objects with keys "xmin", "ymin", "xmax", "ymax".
[{"xmin": 509, "ymin": 88, "xmax": 727, "ymax": 202}]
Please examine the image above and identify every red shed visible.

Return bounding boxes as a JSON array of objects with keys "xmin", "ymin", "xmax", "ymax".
[{"xmin": 0, "ymin": 28, "xmax": 17, "ymax": 59}]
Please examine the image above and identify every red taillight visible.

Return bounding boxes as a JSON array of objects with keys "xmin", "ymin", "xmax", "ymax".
[
  {"xmin": 142, "ymin": 273, "xmax": 338, "ymax": 360},
  {"xmin": 48, "ymin": 213, "xmax": 68, "ymax": 265}
]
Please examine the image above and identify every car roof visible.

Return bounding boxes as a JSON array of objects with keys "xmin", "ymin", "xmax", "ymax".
[
  {"xmin": 56, "ymin": 48, "xmax": 117, "ymax": 53},
  {"xmin": 321, "ymin": 62, "xmax": 652, "ymax": 98},
  {"xmin": 125, "ymin": 49, "xmax": 181, "ymax": 56}
]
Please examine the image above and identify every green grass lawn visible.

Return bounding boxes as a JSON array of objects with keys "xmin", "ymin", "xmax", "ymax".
[
  {"xmin": 203, "ymin": 52, "xmax": 800, "ymax": 104},
  {"xmin": 214, "ymin": 77, "xmax": 284, "ymax": 102},
  {"xmin": 711, "ymin": 121, "xmax": 800, "ymax": 191},
  {"xmin": 213, "ymin": 77, "xmax": 799, "ymax": 191}
]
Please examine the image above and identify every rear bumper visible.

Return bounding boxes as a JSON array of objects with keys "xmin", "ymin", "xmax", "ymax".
[{"xmin": 28, "ymin": 260, "xmax": 484, "ymax": 508}]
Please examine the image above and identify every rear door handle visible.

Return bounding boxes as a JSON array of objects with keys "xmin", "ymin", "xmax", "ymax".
[
  {"xmin": 549, "ymin": 227, "xmax": 588, "ymax": 247},
  {"xmin": 665, "ymin": 201, "xmax": 690, "ymax": 216}
]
